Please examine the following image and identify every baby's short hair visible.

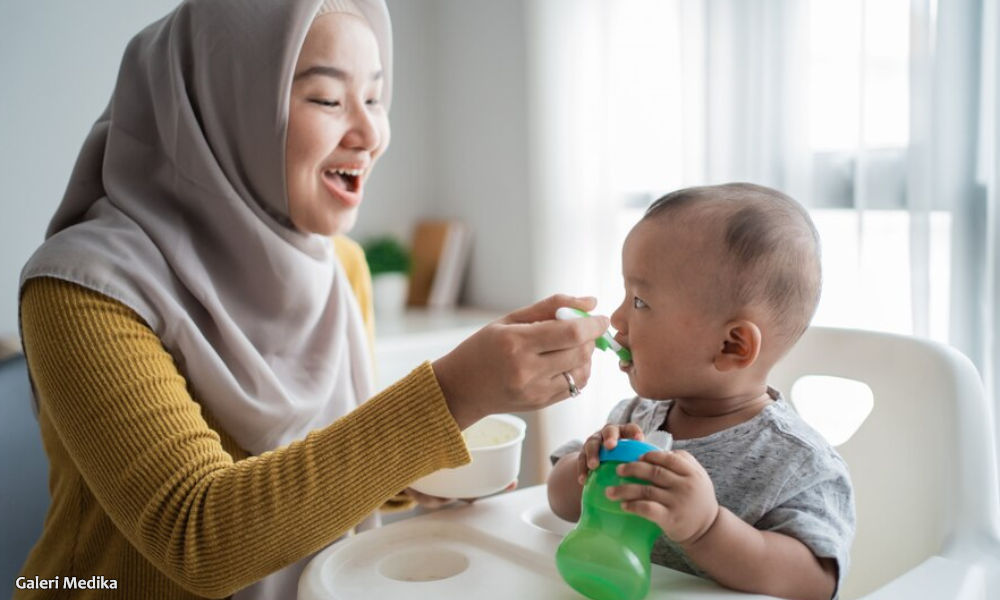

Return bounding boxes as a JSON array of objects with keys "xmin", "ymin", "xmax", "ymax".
[{"xmin": 643, "ymin": 182, "xmax": 822, "ymax": 347}]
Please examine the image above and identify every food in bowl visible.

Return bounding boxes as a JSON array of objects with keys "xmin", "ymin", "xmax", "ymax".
[
  {"xmin": 462, "ymin": 415, "xmax": 521, "ymax": 448},
  {"xmin": 410, "ymin": 414, "xmax": 526, "ymax": 499}
]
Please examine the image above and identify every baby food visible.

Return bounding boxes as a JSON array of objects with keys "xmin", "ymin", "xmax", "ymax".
[{"xmin": 463, "ymin": 417, "xmax": 519, "ymax": 448}]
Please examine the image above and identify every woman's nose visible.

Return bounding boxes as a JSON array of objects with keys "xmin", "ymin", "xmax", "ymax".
[{"xmin": 341, "ymin": 103, "xmax": 379, "ymax": 151}]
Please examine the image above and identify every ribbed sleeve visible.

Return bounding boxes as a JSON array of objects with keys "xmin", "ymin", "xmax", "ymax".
[{"xmin": 16, "ymin": 276, "xmax": 470, "ymax": 599}]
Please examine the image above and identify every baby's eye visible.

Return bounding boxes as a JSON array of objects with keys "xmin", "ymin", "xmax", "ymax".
[
  {"xmin": 365, "ymin": 97, "xmax": 380, "ymax": 106},
  {"xmin": 309, "ymin": 98, "xmax": 341, "ymax": 108},
  {"xmin": 633, "ymin": 296, "xmax": 647, "ymax": 309}
]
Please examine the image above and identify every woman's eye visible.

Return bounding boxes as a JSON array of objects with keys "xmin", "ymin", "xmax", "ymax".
[
  {"xmin": 632, "ymin": 296, "xmax": 647, "ymax": 309},
  {"xmin": 310, "ymin": 99, "xmax": 341, "ymax": 108}
]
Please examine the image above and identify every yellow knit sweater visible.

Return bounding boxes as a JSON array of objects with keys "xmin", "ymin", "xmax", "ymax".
[{"xmin": 15, "ymin": 237, "xmax": 471, "ymax": 599}]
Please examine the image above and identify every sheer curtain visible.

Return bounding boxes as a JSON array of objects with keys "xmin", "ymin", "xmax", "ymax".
[
  {"xmin": 525, "ymin": 0, "xmax": 812, "ymax": 477},
  {"xmin": 966, "ymin": 0, "xmax": 1000, "ymax": 446},
  {"xmin": 525, "ymin": 0, "xmax": 1000, "ymax": 477},
  {"xmin": 904, "ymin": 0, "xmax": 999, "ymax": 448},
  {"xmin": 525, "ymin": 0, "xmax": 618, "ymax": 481}
]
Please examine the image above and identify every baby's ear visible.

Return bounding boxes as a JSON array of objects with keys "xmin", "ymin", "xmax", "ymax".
[{"xmin": 713, "ymin": 320, "xmax": 762, "ymax": 372}]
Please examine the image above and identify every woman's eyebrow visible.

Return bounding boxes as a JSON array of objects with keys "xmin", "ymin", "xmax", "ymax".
[{"xmin": 294, "ymin": 65, "xmax": 383, "ymax": 82}]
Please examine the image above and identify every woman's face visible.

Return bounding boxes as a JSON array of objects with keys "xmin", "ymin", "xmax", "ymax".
[{"xmin": 286, "ymin": 13, "xmax": 390, "ymax": 236}]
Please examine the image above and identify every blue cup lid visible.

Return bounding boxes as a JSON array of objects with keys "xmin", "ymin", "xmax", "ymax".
[{"xmin": 598, "ymin": 438, "xmax": 660, "ymax": 463}]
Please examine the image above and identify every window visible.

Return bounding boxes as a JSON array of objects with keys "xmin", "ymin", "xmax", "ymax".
[{"xmin": 596, "ymin": 0, "xmax": 950, "ymax": 344}]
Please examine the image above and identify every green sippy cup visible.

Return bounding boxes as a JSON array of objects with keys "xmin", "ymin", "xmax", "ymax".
[{"xmin": 556, "ymin": 439, "xmax": 665, "ymax": 600}]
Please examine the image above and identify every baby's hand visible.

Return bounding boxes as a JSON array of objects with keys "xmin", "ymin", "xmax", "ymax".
[
  {"xmin": 606, "ymin": 450, "xmax": 720, "ymax": 546},
  {"xmin": 577, "ymin": 423, "xmax": 645, "ymax": 485}
]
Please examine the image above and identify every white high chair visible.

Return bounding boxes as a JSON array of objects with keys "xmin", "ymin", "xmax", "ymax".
[{"xmin": 769, "ymin": 326, "xmax": 1000, "ymax": 600}]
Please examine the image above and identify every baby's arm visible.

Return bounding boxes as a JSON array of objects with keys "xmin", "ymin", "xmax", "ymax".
[
  {"xmin": 547, "ymin": 424, "xmax": 646, "ymax": 522},
  {"xmin": 547, "ymin": 452, "xmax": 585, "ymax": 521},
  {"xmin": 681, "ymin": 508, "xmax": 836, "ymax": 600},
  {"xmin": 610, "ymin": 450, "xmax": 836, "ymax": 600}
]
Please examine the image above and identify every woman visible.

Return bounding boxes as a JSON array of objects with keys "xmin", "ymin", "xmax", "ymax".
[{"xmin": 15, "ymin": 1, "xmax": 608, "ymax": 598}]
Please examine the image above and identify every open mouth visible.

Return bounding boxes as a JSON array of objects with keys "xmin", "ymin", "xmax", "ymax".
[{"xmin": 324, "ymin": 167, "xmax": 363, "ymax": 193}]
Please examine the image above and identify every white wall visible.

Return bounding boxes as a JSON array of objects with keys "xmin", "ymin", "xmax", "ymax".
[
  {"xmin": 353, "ymin": 0, "xmax": 438, "ymax": 243},
  {"xmin": 359, "ymin": 0, "xmax": 537, "ymax": 311},
  {"xmin": 0, "ymin": 1, "xmax": 181, "ymax": 336},
  {"xmin": 0, "ymin": 0, "xmax": 536, "ymax": 337},
  {"xmin": 428, "ymin": 0, "xmax": 536, "ymax": 311}
]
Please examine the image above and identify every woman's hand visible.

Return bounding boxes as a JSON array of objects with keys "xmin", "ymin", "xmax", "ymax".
[
  {"xmin": 404, "ymin": 480, "xmax": 518, "ymax": 509},
  {"xmin": 432, "ymin": 294, "xmax": 610, "ymax": 429}
]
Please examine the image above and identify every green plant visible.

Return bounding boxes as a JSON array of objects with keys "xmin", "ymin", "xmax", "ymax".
[{"xmin": 362, "ymin": 236, "xmax": 411, "ymax": 276}]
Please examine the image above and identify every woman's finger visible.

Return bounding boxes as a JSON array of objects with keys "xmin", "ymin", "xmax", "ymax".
[
  {"xmin": 404, "ymin": 488, "xmax": 455, "ymax": 508},
  {"xmin": 501, "ymin": 294, "xmax": 598, "ymax": 325},
  {"xmin": 548, "ymin": 362, "xmax": 592, "ymax": 396},
  {"xmin": 460, "ymin": 479, "xmax": 517, "ymax": 504},
  {"xmin": 515, "ymin": 366, "xmax": 591, "ymax": 414},
  {"xmin": 537, "ymin": 343, "xmax": 597, "ymax": 383},
  {"xmin": 537, "ymin": 339, "xmax": 595, "ymax": 373},
  {"xmin": 523, "ymin": 316, "xmax": 609, "ymax": 354}
]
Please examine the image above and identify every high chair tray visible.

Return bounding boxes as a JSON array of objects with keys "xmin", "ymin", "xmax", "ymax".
[
  {"xmin": 298, "ymin": 519, "xmax": 577, "ymax": 598},
  {"xmin": 298, "ymin": 485, "xmax": 779, "ymax": 599}
]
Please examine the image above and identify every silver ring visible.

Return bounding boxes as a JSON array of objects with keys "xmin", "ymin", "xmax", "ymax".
[{"xmin": 563, "ymin": 371, "xmax": 580, "ymax": 397}]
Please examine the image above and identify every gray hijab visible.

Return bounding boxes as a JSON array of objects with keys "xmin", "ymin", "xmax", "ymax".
[
  {"xmin": 21, "ymin": 0, "xmax": 392, "ymax": 457},
  {"xmin": 22, "ymin": 1, "xmax": 393, "ymax": 596}
]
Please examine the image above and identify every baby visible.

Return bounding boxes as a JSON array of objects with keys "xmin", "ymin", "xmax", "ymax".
[{"xmin": 547, "ymin": 183, "xmax": 854, "ymax": 600}]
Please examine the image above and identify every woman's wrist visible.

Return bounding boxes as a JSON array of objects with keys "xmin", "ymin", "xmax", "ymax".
[{"xmin": 431, "ymin": 354, "xmax": 483, "ymax": 430}]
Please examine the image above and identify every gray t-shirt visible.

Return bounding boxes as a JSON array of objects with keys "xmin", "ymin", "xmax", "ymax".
[{"xmin": 551, "ymin": 391, "xmax": 855, "ymax": 596}]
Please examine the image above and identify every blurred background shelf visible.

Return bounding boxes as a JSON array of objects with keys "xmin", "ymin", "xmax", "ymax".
[{"xmin": 373, "ymin": 307, "xmax": 500, "ymax": 388}]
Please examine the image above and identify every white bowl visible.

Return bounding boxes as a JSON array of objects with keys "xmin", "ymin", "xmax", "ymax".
[{"xmin": 410, "ymin": 413, "xmax": 526, "ymax": 498}]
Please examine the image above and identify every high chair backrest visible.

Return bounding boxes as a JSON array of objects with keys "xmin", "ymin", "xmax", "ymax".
[{"xmin": 769, "ymin": 327, "xmax": 1000, "ymax": 599}]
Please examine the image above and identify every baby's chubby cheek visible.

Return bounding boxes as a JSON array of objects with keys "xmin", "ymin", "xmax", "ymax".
[
  {"xmin": 627, "ymin": 366, "xmax": 653, "ymax": 396},
  {"xmin": 629, "ymin": 363, "xmax": 671, "ymax": 399}
]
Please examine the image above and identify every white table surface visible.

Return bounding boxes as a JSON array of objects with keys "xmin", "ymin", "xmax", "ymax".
[{"xmin": 299, "ymin": 484, "xmax": 779, "ymax": 600}]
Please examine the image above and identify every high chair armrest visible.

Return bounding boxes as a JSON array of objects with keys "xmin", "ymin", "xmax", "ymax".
[{"xmin": 858, "ymin": 556, "xmax": 988, "ymax": 600}]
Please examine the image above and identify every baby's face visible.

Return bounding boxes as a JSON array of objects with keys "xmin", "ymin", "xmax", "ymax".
[{"xmin": 610, "ymin": 217, "xmax": 729, "ymax": 399}]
